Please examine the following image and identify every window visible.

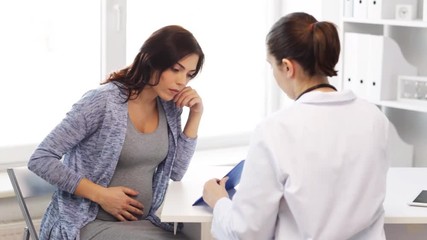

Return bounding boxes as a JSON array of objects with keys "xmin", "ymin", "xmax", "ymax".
[
  {"xmin": 0, "ymin": 0, "xmax": 100, "ymax": 164},
  {"xmin": 0, "ymin": 0, "xmax": 283, "ymax": 167}
]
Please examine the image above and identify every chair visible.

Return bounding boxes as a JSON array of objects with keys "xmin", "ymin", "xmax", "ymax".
[{"xmin": 7, "ymin": 166, "xmax": 56, "ymax": 240}]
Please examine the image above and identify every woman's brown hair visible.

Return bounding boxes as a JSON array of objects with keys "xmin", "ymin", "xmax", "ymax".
[
  {"xmin": 103, "ymin": 25, "xmax": 205, "ymax": 102},
  {"xmin": 266, "ymin": 12, "xmax": 340, "ymax": 77}
]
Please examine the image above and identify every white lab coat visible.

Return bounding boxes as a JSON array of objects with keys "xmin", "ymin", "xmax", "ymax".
[{"xmin": 212, "ymin": 90, "xmax": 389, "ymax": 240}]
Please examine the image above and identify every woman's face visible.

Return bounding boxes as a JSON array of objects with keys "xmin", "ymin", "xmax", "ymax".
[{"xmin": 152, "ymin": 54, "xmax": 199, "ymax": 101}]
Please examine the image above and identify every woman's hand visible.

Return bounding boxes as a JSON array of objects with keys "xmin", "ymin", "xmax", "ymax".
[
  {"xmin": 96, "ymin": 186, "xmax": 144, "ymax": 221},
  {"xmin": 175, "ymin": 86, "xmax": 203, "ymax": 138},
  {"xmin": 174, "ymin": 86, "xmax": 203, "ymax": 114},
  {"xmin": 203, "ymin": 177, "xmax": 229, "ymax": 208}
]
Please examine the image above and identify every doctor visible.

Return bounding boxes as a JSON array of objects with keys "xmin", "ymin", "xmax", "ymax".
[{"xmin": 203, "ymin": 12, "xmax": 389, "ymax": 240}]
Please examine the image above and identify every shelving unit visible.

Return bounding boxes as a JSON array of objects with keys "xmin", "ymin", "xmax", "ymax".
[
  {"xmin": 374, "ymin": 100, "xmax": 427, "ymax": 112},
  {"xmin": 341, "ymin": 0, "xmax": 427, "ymax": 114},
  {"xmin": 340, "ymin": 0, "xmax": 427, "ymax": 167},
  {"xmin": 343, "ymin": 17, "xmax": 427, "ymax": 28}
]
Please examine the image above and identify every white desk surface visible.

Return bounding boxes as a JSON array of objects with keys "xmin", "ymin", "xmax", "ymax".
[
  {"xmin": 384, "ymin": 167, "xmax": 427, "ymax": 224},
  {"xmin": 161, "ymin": 167, "xmax": 427, "ymax": 226},
  {"xmin": 160, "ymin": 165, "xmax": 231, "ymax": 223}
]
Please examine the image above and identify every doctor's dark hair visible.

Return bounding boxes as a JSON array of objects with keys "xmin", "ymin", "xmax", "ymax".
[
  {"xmin": 266, "ymin": 12, "xmax": 340, "ymax": 77},
  {"xmin": 103, "ymin": 25, "xmax": 205, "ymax": 102}
]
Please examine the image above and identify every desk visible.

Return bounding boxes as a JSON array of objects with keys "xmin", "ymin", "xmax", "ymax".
[
  {"xmin": 161, "ymin": 165, "xmax": 231, "ymax": 240},
  {"xmin": 384, "ymin": 168, "xmax": 427, "ymax": 224},
  {"xmin": 160, "ymin": 167, "xmax": 427, "ymax": 240}
]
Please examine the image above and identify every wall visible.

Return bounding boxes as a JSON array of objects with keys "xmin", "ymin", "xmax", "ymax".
[
  {"xmin": 385, "ymin": 108, "xmax": 427, "ymax": 167},
  {"xmin": 387, "ymin": 27, "xmax": 427, "ymax": 167}
]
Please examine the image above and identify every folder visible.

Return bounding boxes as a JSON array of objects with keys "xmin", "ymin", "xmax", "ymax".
[
  {"xmin": 343, "ymin": 33, "xmax": 417, "ymax": 102},
  {"xmin": 368, "ymin": 0, "xmax": 417, "ymax": 20},
  {"xmin": 355, "ymin": 34, "xmax": 370, "ymax": 99},
  {"xmin": 367, "ymin": 0, "xmax": 393, "ymax": 19},
  {"xmin": 343, "ymin": 33, "xmax": 368, "ymax": 99},
  {"xmin": 344, "ymin": 0, "xmax": 354, "ymax": 18},
  {"xmin": 343, "ymin": 33, "xmax": 357, "ymax": 93},
  {"xmin": 365, "ymin": 35, "xmax": 417, "ymax": 101},
  {"xmin": 353, "ymin": 0, "xmax": 368, "ymax": 19},
  {"xmin": 192, "ymin": 160, "xmax": 245, "ymax": 206}
]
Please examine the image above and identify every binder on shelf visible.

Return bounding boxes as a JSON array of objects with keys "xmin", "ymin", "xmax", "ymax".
[
  {"xmin": 367, "ymin": 34, "xmax": 417, "ymax": 101},
  {"xmin": 354, "ymin": 0, "xmax": 368, "ymax": 18},
  {"xmin": 343, "ymin": 33, "xmax": 417, "ymax": 102},
  {"xmin": 367, "ymin": 0, "xmax": 395, "ymax": 19},
  {"xmin": 365, "ymin": 34, "xmax": 386, "ymax": 101},
  {"xmin": 367, "ymin": 0, "xmax": 388, "ymax": 19},
  {"xmin": 364, "ymin": 0, "xmax": 417, "ymax": 20},
  {"xmin": 343, "ymin": 33, "xmax": 369, "ymax": 98},
  {"xmin": 343, "ymin": 33, "xmax": 370, "ymax": 99},
  {"xmin": 343, "ymin": 33, "xmax": 357, "ymax": 95},
  {"xmin": 344, "ymin": 0, "xmax": 354, "ymax": 17}
]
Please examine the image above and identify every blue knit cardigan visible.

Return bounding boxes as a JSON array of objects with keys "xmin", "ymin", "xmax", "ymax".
[{"xmin": 28, "ymin": 83, "xmax": 196, "ymax": 240}]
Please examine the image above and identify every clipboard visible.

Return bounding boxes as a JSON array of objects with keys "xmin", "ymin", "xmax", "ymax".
[{"xmin": 192, "ymin": 159, "xmax": 245, "ymax": 206}]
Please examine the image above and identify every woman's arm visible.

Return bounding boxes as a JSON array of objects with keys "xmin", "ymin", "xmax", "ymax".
[
  {"xmin": 28, "ymin": 89, "xmax": 99, "ymax": 193},
  {"xmin": 174, "ymin": 86, "xmax": 203, "ymax": 138},
  {"xmin": 183, "ymin": 110, "xmax": 203, "ymax": 138},
  {"xmin": 169, "ymin": 86, "xmax": 203, "ymax": 180},
  {"xmin": 29, "ymin": 87, "xmax": 145, "ymax": 221}
]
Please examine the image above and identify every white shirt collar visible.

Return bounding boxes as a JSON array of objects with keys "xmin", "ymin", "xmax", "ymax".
[{"xmin": 296, "ymin": 89, "xmax": 356, "ymax": 104}]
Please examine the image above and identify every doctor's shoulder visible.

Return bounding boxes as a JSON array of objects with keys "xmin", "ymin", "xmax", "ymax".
[{"xmin": 253, "ymin": 108, "xmax": 296, "ymax": 137}]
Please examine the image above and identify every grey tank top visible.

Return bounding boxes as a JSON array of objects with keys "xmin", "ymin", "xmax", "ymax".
[{"xmin": 96, "ymin": 99, "xmax": 169, "ymax": 221}]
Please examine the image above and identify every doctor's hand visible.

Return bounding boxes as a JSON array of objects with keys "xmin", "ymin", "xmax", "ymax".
[
  {"xmin": 97, "ymin": 186, "xmax": 144, "ymax": 221},
  {"xmin": 203, "ymin": 177, "xmax": 229, "ymax": 208}
]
